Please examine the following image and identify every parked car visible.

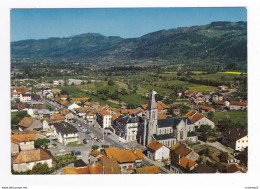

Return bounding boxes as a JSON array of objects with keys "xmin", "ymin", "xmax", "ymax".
[
  {"xmin": 75, "ymin": 151, "xmax": 82, "ymax": 156},
  {"xmin": 83, "ymin": 139, "xmax": 87, "ymax": 144}
]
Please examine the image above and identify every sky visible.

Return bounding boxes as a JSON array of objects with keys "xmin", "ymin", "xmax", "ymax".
[{"xmin": 11, "ymin": 8, "xmax": 247, "ymax": 42}]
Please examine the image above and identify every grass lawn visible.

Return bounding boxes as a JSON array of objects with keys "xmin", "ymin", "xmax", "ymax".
[
  {"xmin": 12, "ymin": 129, "xmax": 21, "ymax": 133},
  {"xmin": 119, "ymin": 93, "xmax": 147, "ymax": 107},
  {"xmin": 84, "ymin": 93, "xmax": 119, "ymax": 108},
  {"xmin": 191, "ymin": 72, "xmax": 241, "ymax": 81},
  {"xmin": 211, "ymin": 111, "xmax": 247, "ymax": 126},
  {"xmin": 67, "ymin": 141, "xmax": 84, "ymax": 146}
]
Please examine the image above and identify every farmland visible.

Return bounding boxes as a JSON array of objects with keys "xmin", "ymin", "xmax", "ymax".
[
  {"xmin": 211, "ymin": 111, "xmax": 248, "ymax": 126},
  {"xmin": 45, "ymin": 71, "xmax": 247, "ymax": 108}
]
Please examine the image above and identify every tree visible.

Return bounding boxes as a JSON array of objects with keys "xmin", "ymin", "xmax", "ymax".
[
  {"xmin": 35, "ymin": 138, "xmax": 50, "ymax": 148},
  {"xmin": 92, "ymin": 145, "xmax": 99, "ymax": 150},
  {"xmin": 108, "ymin": 80, "xmax": 115, "ymax": 86},
  {"xmin": 207, "ymin": 111, "xmax": 214, "ymax": 119},
  {"xmin": 31, "ymin": 163, "xmax": 50, "ymax": 174},
  {"xmin": 219, "ymin": 152, "xmax": 229, "ymax": 162}
]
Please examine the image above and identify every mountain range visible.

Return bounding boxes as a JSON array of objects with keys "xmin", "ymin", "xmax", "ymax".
[{"xmin": 11, "ymin": 21, "xmax": 247, "ymax": 67}]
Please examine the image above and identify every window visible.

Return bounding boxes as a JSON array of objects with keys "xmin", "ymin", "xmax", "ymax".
[
  {"xmin": 238, "ymin": 140, "xmax": 240, "ymax": 143},
  {"xmin": 242, "ymin": 140, "xmax": 244, "ymax": 143},
  {"xmin": 246, "ymin": 140, "xmax": 248, "ymax": 142}
]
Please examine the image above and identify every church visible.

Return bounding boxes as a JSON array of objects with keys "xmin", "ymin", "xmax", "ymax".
[{"xmin": 142, "ymin": 90, "xmax": 198, "ymax": 148}]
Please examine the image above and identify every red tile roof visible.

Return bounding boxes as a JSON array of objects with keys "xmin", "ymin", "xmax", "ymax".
[
  {"xmin": 88, "ymin": 164, "xmax": 102, "ymax": 174},
  {"xmin": 18, "ymin": 117, "xmax": 36, "ymax": 128},
  {"xmin": 136, "ymin": 166, "xmax": 161, "ymax": 174},
  {"xmin": 147, "ymin": 140, "xmax": 164, "ymax": 151},
  {"xmin": 63, "ymin": 167, "xmax": 90, "ymax": 174},
  {"xmin": 11, "ymin": 133, "xmax": 36, "ymax": 144},
  {"xmin": 199, "ymin": 105, "xmax": 213, "ymax": 111},
  {"xmin": 177, "ymin": 156, "xmax": 197, "ymax": 170},
  {"xmin": 230, "ymin": 101, "xmax": 248, "ymax": 106},
  {"xmin": 12, "ymin": 149, "xmax": 52, "ymax": 164},
  {"xmin": 100, "ymin": 110, "xmax": 110, "ymax": 117}
]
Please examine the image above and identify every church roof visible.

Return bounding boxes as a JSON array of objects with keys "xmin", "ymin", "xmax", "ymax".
[
  {"xmin": 153, "ymin": 133, "xmax": 175, "ymax": 140},
  {"xmin": 157, "ymin": 117, "xmax": 193, "ymax": 128}
]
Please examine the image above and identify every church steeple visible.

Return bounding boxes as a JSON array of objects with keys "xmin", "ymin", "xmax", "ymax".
[
  {"xmin": 147, "ymin": 90, "xmax": 157, "ymax": 110},
  {"xmin": 143, "ymin": 90, "xmax": 158, "ymax": 146}
]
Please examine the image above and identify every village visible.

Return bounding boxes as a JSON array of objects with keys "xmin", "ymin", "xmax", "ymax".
[{"xmin": 10, "ymin": 77, "xmax": 248, "ymax": 174}]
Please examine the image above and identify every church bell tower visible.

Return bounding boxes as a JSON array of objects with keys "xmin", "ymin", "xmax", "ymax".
[{"xmin": 144, "ymin": 90, "xmax": 158, "ymax": 145}]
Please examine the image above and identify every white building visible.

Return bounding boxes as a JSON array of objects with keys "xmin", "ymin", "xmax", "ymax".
[
  {"xmin": 97, "ymin": 110, "xmax": 111, "ymax": 129},
  {"xmin": 229, "ymin": 101, "xmax": 248, "ymax": 111},
  {"xmin": 53, "ymin": 122, "xmax": 79, "ymax": 145},
  {"xmin": 222, "ymin": 128, "xmax": 248, "ymax": 151},
  {"xmin": 147, "ymin": 140, "xmax": 170, "ymax": 161},
  {"xmin": 20, "ymin": 93, "xmax": 32, "ymax": 103},
  {"xmin": 67, "ymin": 102, "xmax": 80, "ymax": 111},
  {"xmin": 185, "ymin": 110, "xmax": 215, "ymax": 129},
  {"xmin": 12, "ymin": 149, "xmax": 53, "ymax": 172}
]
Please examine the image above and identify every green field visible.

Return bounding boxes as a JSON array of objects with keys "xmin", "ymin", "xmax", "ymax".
[{"xmin": 211, "ymin": 111, "xmax": 247, "ymax": 126}]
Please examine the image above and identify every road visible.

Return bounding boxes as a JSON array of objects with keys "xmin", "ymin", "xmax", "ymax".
[{"xmin": 44, "ymin": 98, "xmax": 171, "ymax": 173}]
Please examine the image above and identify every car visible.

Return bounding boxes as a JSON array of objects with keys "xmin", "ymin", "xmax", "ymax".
[
  {"xmin": 75, "ymin": 151, "xmax": 82, "ymax": 156},
  {"xmin": 93, "ymin": 137, "xmax": 98, "ymax": 140},
  {"xmin": 83, "ymin": 139, "xmax": 87, "ymax": 144},
  {"xmin": 97, "ymin": 139, "xmax": 103, "ymax": 143}
]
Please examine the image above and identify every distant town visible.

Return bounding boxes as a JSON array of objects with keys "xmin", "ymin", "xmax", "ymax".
[{"xmin": 11, "ymin": 69, "xmax": 248, "ymax": 174}]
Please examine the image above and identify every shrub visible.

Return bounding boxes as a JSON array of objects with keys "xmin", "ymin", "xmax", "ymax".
[{"xmin": 92, "ymin": 145, "xmax": 99, "ymax": 150}]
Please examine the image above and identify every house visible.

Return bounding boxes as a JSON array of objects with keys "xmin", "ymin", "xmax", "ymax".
[
  {"xmin": 11, "ymin": 102, "xmax": 29, "ymax": 112},
  {"xmin": 67, "ymin": 102, "xmax": 80, "ymax": 111},
  {"xmin": 63, "ymin": 167, "xmax": 90, "ymax": 174},
  {"xmin": 222, "ymin": 128, "xmax": 248, "ymax": 151},
  {"xmin": 184, "ymin": 90, "xmax": 202, "ymax": 99},
  {"xmin": 11, "ymin": 133, "xmax": 36, "ymax": 155},
  {"xmin": 229, "ymin": 101, "xmax": 248, "ymax": 111},
  {"xmin": 12, "ymin": 149, "xmax": 53, "ymax": 172},
  {"xmin": 97, "ymin": 110, "xmax": 112, "ymax": 129},
  {"xmin": 86, "ymin": 111, "xmax": 95, "ymax": 124},
  {"xmin": 218, "ymin": 85, "xmax": 229, "ymax": 91},
  {"xmin": 100, "ymin": 157, "xmax": 121, "ymax": 174},
  {"xmin": 192, "ymin": 164, "xmax": 217, "ymax": 173},
  {"xmin": 75, "ymin": 107, "xmax": 88, "ymax": 118},
  {"xmin": 53, "ymin": 122, "xmax": 79, "ymax": 145},
  {"xmin": 89, "ymin": 150, "xmax": 103, "ymax": 164},
  {"xmin": 45, "ymin": 92, "xmax": 54, "ymax": 99},
  {"xmin": 60, "ymin": 95, "xmax": 68, "ymax": 101},
  {"xmin": 225, "ymin": 163, "xmax": 246, "ymax": 173},
  {"xmin": 176, "ymin": 90, "xmax": 182, "ymax": 97},
  {"xmin": 88, "ymin": 163, "xmax": 103, "ymax": 174},
  {"xmin": 170, "ymin": 156, "xmax": 198, "ymax": 173},
  {"xmin": 68, "ymin": 79, "xmax": 83, "ymax": 85},
  {"xmin": 135, "ymin": 165, "xmax": 161, "ymax": 174},
  {"xmin": 20, "ymin": 93, "xmax": 32, "ymax": 103},
  {"xmin": 31, "ymin": 94, "xmax": 42, "ymax": 104},
  {"xmin": 173, "ymin": 109, "xmax": 181, "ymax": 115},
  {"xmin": 12, "ymin": 87, "xmax": 28, "ymax": 100},
  {"xmin": 17, "ymin": 117, "xmax": 43, "ymax": 131},
  {"xmin": 113, "ymin": 116, "xmax": 144, "ymax": 142},
  {"xmin": 185, "ymin": 110, "xmax": 215, "ymax": 129},
  {"xmin": 210, "ymin": 93, "xmax": 224, "ymax": 102},
  {"xmin": 139, "ymin": 101, "xmax": 169, "ymax": 114},
  {"xmin": 170, "ymin": 143, "xmax": 199, "ymax": 162},
  {"xmin": 71, "ymin": 97, "xmax": 90, "ymax": 104},
  {"xmin": 53, "ymin": 80, "xmax": 60, "ymax": 86},
  {"xmin": 37, "ymin": 109, "xmax": 50, "ymax": 119},
  {"xmin": 104, "ymin": 148, "xmax": 144, "ymax": 171},
  {"xmin": 146, "ymin": 140, "xmax": 170, "ymax": 161},
  {"xmin": 198, "ymin": 105, "xmax": 215, "ymax": 113},
  {"xmin": 193, "ymin": 98, "xmax": 205, "ymax": 105}
]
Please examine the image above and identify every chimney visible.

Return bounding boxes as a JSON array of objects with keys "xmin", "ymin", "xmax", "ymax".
[
  {"xmin": 228, "ymin": 130, "xmax": 230, "ymax": 134},
  {"xmin": 178, "ymin": 154, "xmax": 181, "ymax": 164},
  {"xmin": 111, "ymin": 167, "xmax": 113, "ymax": 173}
]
